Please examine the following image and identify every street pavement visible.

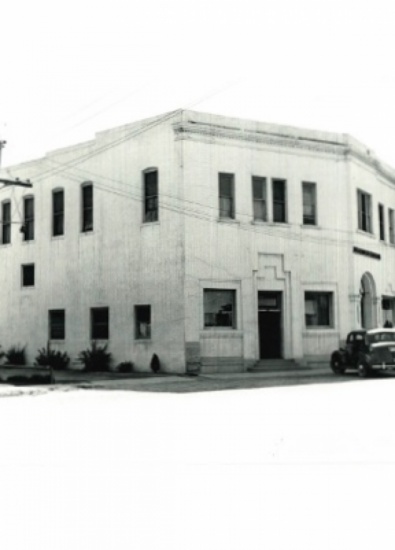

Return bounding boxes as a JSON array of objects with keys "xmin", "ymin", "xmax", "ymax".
[{"xmin": 0, "ymin": 363, "xmax": 391, "ymax": 397}]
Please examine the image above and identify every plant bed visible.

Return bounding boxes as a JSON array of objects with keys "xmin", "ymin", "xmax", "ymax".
[{"xmin": 0, "ymin": 365, "xmax": 52, "ymax": 385}]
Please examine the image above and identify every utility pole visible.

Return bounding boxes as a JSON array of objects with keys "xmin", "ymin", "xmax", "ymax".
[{"xmin": 0, "ymin": 141, "xmax": 33, "ymax": 188}]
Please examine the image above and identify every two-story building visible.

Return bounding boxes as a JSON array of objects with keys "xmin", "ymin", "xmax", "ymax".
[{"xmin": 1, "ymin": 109, "xmax": 394, "ymax": 372}]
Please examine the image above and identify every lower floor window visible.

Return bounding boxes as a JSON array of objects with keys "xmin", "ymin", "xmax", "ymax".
[
  {"xmin": 91, "ymin": 307, "xmax": 109, "ymax": 339},
  {"xmin": 204, "ymin": 289, "xmax": 236, "ymax": 328},
  {"xmin": 22, "ymin": 264, "xmax": 35, "ymax": 287},
  {"xmin": 305, "ymin": 292, "xmax": 333, "ymax": 327},
  {"xmin": 49, "ymin": 309, "xmax": 65, "ymax": 340},
  {"xmin": 135, "ymin": 305, "xmax": 151, "ymax": 339}
]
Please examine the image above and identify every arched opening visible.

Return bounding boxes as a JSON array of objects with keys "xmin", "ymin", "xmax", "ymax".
[{"xmin": 360, "ymin": 272, "xmax": 377, "ymax": 329}]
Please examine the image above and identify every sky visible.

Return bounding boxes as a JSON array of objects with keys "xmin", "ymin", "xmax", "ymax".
[{"xmin": 2, "ymin": 0, "xmax": 395, "ymax": 168}]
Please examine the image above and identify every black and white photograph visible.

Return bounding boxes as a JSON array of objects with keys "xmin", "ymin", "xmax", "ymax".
[{"xmin": 1, "ymin": 1, "xmax": 395, "ymax": 549}]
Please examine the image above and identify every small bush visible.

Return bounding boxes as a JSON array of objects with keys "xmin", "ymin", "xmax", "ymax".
[
  {"xmin": 117, "ymin": 361, "xmax": 134, "ymax": 373},
  {"xmin": 5, "ymin": 345, "xmax": 26, "ymax": 366},
  {"xmin": 35, "ymin": 345, "xmax": 70, "ymax": 370},
  {"xmin": 150, "ymin": 353, "xmax": 161, "ymax": 374},
  {"xmin": 78, "ymin": 342, "xmax": 112, "ymax": 372}
]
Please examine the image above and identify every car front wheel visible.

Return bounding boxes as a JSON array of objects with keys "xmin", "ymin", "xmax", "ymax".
[
  {"xmin": 330, "ymin": 353, "xmax": 345, "ymax": 375},
  {"xmin": 358, "ymin": 361, "xmax": 370, "ymax": 378}
]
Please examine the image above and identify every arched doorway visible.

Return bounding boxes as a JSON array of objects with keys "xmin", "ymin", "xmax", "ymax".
[{"xmin": 360, "ymin": 272, "xmax": 377, "ymax": 329}]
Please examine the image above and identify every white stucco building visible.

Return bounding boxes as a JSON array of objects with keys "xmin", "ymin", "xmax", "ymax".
[{"xmin": 0, "ymin": 109, "xmax": 394, "ymax": 372}]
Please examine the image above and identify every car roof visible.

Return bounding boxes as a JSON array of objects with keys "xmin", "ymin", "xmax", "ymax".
[{"xmin": 367, "ymin": 328, "xmax": 395, "ymax": 334}]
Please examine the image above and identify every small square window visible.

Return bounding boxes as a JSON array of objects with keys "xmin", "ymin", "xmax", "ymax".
[
  {"xmin": 135, "ymin": 305, "xmax": 151, "ymax": 339},
  {"xmin": 204, "ymin": 289, "xmax": 236, "ymax": 329},
  {"xmin": 305, "ymin": 292, "xmax": 333, "ymax": 328},
  {"xmin": 91, "ymin": 307, "xmax": 109, "ymax": 339},
  {"xmin": 22, "ymin": 264, "xmax": 35, "ymax": 287},
  {"xmin": 49, "ymin": 310, "xmax": 65, "ymax": 340}
]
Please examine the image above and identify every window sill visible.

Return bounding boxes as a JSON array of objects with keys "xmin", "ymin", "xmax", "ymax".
[
  {"xmin": 141, "ymin": 221, "xmax": 160, "ymax": 227},
  {"xmin": 51, "ymin": 235, "xmax": 65, "ymax": 240},
  {"xmin": 134, "ymin": 338, "xmax": 152, "ymax": 343},
  {"xmin": 356, "ymin": 229, "xmax": 375, "ymax": 239},
  {"xmin": 217, "ymin": 218, "xmax": 239, "ymax": 224},
  {"xmin": 81, "ymin": 230, "xmax": 94, "ymax": 236},
  {"xmin": 301, "ymin": 224, "xmax": 320, "ymax": 229}
]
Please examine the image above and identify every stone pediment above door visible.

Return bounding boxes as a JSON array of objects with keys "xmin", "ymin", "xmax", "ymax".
[{"xmin": 257, "ymin": 253, "xmax": 289, "ymax": 281}]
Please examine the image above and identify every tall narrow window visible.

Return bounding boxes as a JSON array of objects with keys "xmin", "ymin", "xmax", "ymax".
[
  {"xmin": 49, "ymin": 310, "xmax": 65, "ymax": 340},
  {"xmin": 23, "ymin": 196, "xmax": 34, "ymax": 241},
  {"xmin": 82, "ymin": 183, "xmax": 93, "ymax": 232},
  {"xmin": 272, "ymin": 179, "xmax": 286, "ymax": 223},
  {"xmin": 91, "ymin": 307, "xmax": 109, "ymax": 339},
  {"xmin": 135, "ymin": 305, "xmax": 151, "ymax": 339},
  {"xmin": 53, "ymin": 189, "xmax": 64, "ymax": 236},
  {"xmin": 143, "ymin": 170, "xmax": 158, "ymax": 222},
  {"xmin": 389, "ymin": 209, "xmax": 395, "ymax": 244},
  {"xmin": 357, "ymin": 190, "xmax": 372, "ymax": 233},
  {"xmin": 252, "ymin": 177, "xmax": 267, "ymax": 221},
  {"xmin": 379, "ymin": 204, "xmax": 385, "ymax": 241},
  {"xmin": 22, "ymin": 264, "xmax": 35, "ymax": 287},
  {"xmin": 302, "ymin": 182, "xmax": 317, "ymax": 225},
  {"xmin": 219, "ymin": 173, "xmax": 235, "ymax": 219},
  {"xmin": 1, "ymin": 201, "xmax": 11, "ymax": 244}
]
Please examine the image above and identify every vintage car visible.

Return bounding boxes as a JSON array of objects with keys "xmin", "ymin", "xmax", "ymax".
[{"xmin": 330, "ymin": 328, "xmax": 395, "ymax": 377}]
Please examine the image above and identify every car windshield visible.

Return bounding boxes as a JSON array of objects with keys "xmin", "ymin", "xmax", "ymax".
[{"xmin": 367, "ymin": 332, "xmax": 395, "ymax": 344}]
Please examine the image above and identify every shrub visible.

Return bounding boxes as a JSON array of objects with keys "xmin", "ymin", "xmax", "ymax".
[
  {"xmin": 117, "ymin": 361, "xmax": 134, "ymax": 373},
  {"xmin": 150, "ymin": 353, "xmax": 161, "ymax": 374},
  {"xmin": 35, "ymin": 344, "xmax": 70, "ymax": 370},
  {"xmin": 78, "ymin": 342, "xmax": 112, "ymax": 372},
  {"xmin": 5, "ymin": 345, "xmax": 26, "ymax": 366}
]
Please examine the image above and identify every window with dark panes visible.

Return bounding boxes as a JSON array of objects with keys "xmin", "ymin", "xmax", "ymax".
[
  {"xmin": 219, "ymin": 173, "xmax": 235, "ymax": 219},
  {"xmin": 357, "ymin": 190, "xmax": 372, "ymax": 233},
  {"xmin": 379, "ymin": 204, "xmax": 385, "ymax": 241},
  {"xmin": 204, "ymin": 289, "xmax": 236, "ymax": 329},
  {"xmin": 252, "ymin": 177, "xmax": 267, "ymax": 221},
  {"xmin": 389, "ymin": 208, "xmax": 395, "ymax": 244},
  {"xmin": 82, "ymin": 183, "xmax": 93, "ymax": 232},
  {"xmin": 91, "ymin": 307, "xmax": 109, "ymax": 339},
  {"xmin": 305, "ymin": 292, "xmax": 333, "ymax": 327},
  {"xmin": 53, "ymin": 189, "xmax": 64, "ymax": 236},
  {"xmin": 302, "ymin": 182, "xmax": 316, "ymax": 225},
  {"xmin": 272, "ymin": 179, "xmax": 286, "ymax": 223},
  {"xmin": 135, "ymin": 305, "xmax": 151, "ymax": 339},
  {"xmin": 49, "ymin": 310, "xmax": 65, "ymax": 340},
  {"xmin": 23, "ymin": 196, "xmax": 34, "ymax": 241},
  {"xmin": 22, "ymin": 264, "xmax": 35, "ymax": 287},
  {"xmin": 1, "ymin": 201, "xmax": 11, "ymax": 244},
  {"xmin": 143, "ymin": 171, "xmax": 158, "ymax": 222}
]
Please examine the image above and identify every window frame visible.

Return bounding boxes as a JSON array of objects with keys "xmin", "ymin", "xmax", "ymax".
[
  {"xmin": 357, "ymin": 189, "xmax": 372, "ymax": 233},
  {"xmin": 378, "ymin": 203, "xmax": 385, "ymax": 241},
  {"xmin": 23, "ymin": 195, "xmax": 34, "ymax": 241},
  {"xmin": 304, "ymin": 291, "xmax": 333, "ymax": 328},
  {"xmin": 81, "ymin": 182, "xmax": 93, "ymax": 233},
  {"xmin": 52, "ymin": 188, "xmax": 64, "ymax": 237},
  {"xmin": 219, "ymin": 173, "xmax": 235, "ymax": 220},
  {"xmin": 389, "ymin": 208, "xmax": 395, "ymax": 245},
  {"xmin": 90, "ymin": 307, "xmax": 109, "ymax": 340},
  {"xmin": 21, "ymin": 263, "xmax": 35, "ymax": 288},
  {"xmin": 135, "ymin": 305, "xmax": 152, "ymax": 340},
  {"xmin": 302, "ymin": 181, "xmax": 317, "ymax": 226},
  {"xmin": 252, "ymin": 176, "xmax": 267, "ymax": 222},
  {"xmin": 1, "ymin": 200, "xmax": 11, "ymax": 244},
  {"xmin": 203, "ymin": 288, "xmax": 237, "ymax": 330},
  {"xmin": 143, "ymin": 169, "xmax": 159, "ymax": 223},
  {"xmin": 272, "ymin": 179, "xmax": 287, "ymax": 223},
  {"xmin": 49, "ymin": 309, "xmax": 65, "ymax": 340}
]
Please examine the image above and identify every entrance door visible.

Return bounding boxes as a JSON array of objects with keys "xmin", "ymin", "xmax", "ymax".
[{"xmin": 258, "ymin": 292, "xmax": 282, "ymax": 359}]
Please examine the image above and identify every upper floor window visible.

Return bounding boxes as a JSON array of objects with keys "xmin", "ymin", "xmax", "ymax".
[
  {"xmin": 143, "ymin": 170, "xmax": 158, "ymax": 222},
  {"xmin": 357, "ymin": 190, "xmax": 372, "ymax": 233},
  {"xmin": 81, "ymin": 183, "xmax": 93, "ymax": 232},
  {"xmin": 52, "ymin": 189, "xmax": 64, "ymax": 237},
  {"xmin": 379, "ymin": 204, "xmax": 385, "ymax": 241},
  {"xmin": 252, "ymin": 177, "xmax": 267, "ymax": 221},
  {"xmin": 23, "ymin": 196, "xmax": 34, "ymax": 241},
  {"xmin": 389, "ymin": 209, "xmax": 395, "ymax": 245},
  {"xmin": 22, "ymin": 263, "xmax": 35, "ymax": 287},
  {"xmin": 272, "ymin": 179, "xmax": 287, "ymax": 223},
  {"xmin": 204, "ymin": 289, "xmax": 236, "ymax": 329},
  {"xmin": 219, "ymin": 173, "xmax": 235, "ymax": 219},
  {"xmin": 302, "ymin": 182, "xmax": 316, "ymax": 225},
  {"xmin": 1, "ymin": 201, "xmax": 11, "ymax": 244}
]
